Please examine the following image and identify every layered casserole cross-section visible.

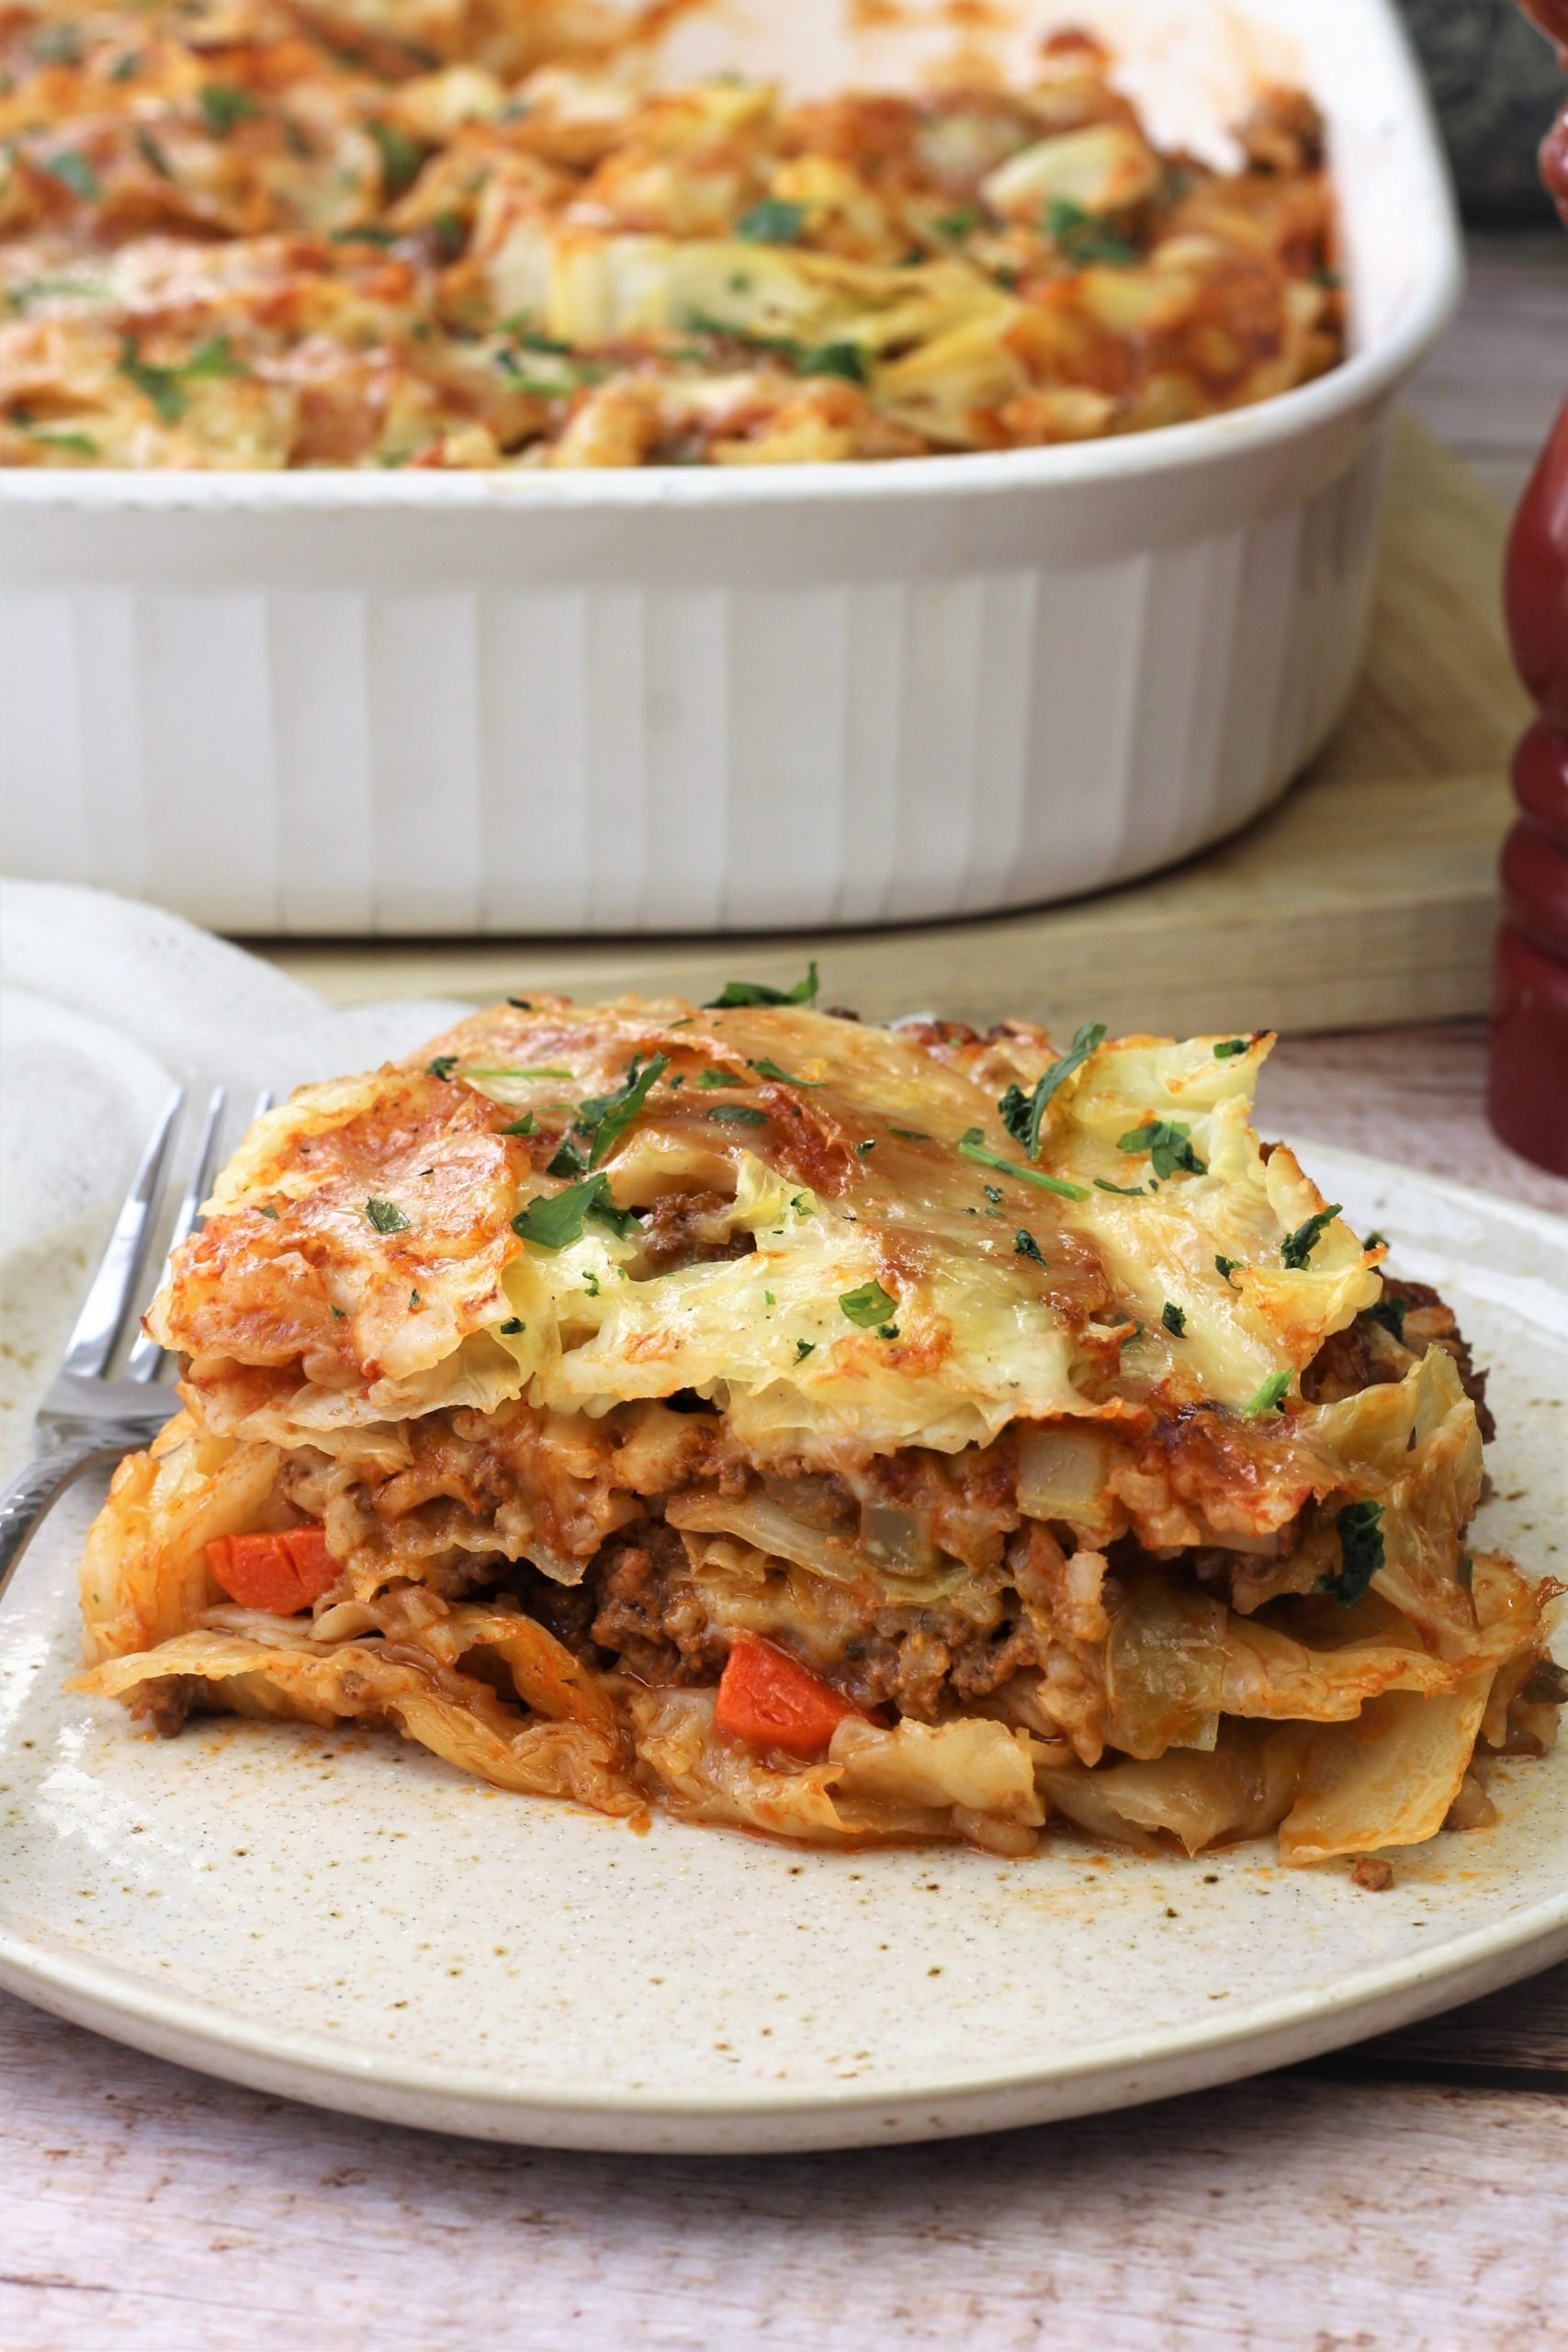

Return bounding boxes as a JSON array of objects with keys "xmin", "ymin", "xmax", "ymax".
[{"xmin": 77, "ymin": 989, "xmax": 1563, "ymax": 1864}]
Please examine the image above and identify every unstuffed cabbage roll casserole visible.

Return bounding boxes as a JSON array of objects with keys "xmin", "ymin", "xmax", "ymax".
[
  {"xmin": 1, "ymin": 0, "xmax": 1343, "ymax": 469},
  {"xmin": 76, "ymin": 989, "xmax": 1563, "ymax": 1868}
]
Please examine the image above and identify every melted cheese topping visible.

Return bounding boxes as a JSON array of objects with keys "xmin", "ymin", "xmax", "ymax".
[
  {"xmin": 151, "ymin": 994, "xmax": 1380, "ymax": 1462},
  {"xmin": 1, "ymin": 6, "xmax": 1341, "ymax": 469}
]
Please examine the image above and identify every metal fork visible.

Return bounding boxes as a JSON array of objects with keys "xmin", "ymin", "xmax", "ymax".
[{"xmin": 0, "ymin": 1085, "xmax": 241, "ymax": 1603}]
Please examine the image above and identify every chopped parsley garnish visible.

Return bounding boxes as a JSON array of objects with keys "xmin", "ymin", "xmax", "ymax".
[
  {"xmin": 1043, "ymin": 198, "xmax": 1138, "ymax": 267},
  {"xmin": 667, "ymin": 1072, "xmax": 684, "ymax": 1091},
  {"xmin": 998, "ymin": 1021, "xmax": 1106, "ymax": 1158},
  {"xmin": 1116, "ymin": 1119, "xmax": 1206, "ymax": 1180},
  {"xmin": 763, "ymin": 1291, "xmax": 774, "ymax": 1306},
  {"xmin": 1014, "ymin": 1229, "xmax": 1045, "ymax": 1264},
  {"xmin": 256, "ymin": 1204, "xmax": 279, "ymax": 1220},
  {"xmin": 1094, "ymin": 1177, "xmax": 1152, "ymax": 1197},
  {"xmin": 1321, "ymin": 1501, "xmax": 1384, "ymax": 1606},
  {"xmin": 460, "ymin": 1064, "xmax": 572, "ymax": 1080},
  {"xmin": 198, "ymin": 82, "xmax": 262, "ymax": 137},
  {"xmin": 1161, "ymin": 1301, "xmax": 1187, "ymax": 1337},
  {"xmin": 706, "ymin": 1104, "xmax": 769, "ymax": 1125},
  {"xmin": 840, "ymin": 1280, "xmax": 897, "ymax": 1329},
  {"xmin": 1213, "ymin": 1037, "xmax": 1248, "ymax": 1059},
  {"xmin": 1363, "ymin": 1230, "xmax": 1388, "ymax": 1252},
  {"xmin": 365, "ymin": 1197, "xmax": 411, "ymax": 1234},
  {"xmin": 795, "ymin": 1338, "xmax": 815, "ymax": 1361},
  {"xmin": 512, "ymin": 1173, "xmax": 638, "ymax": 1250},
  {"xmin": 118, "ymin": 333, "xmax": 241, "ymax": 424},
  {"xmin": 933, "ymin": 206, "xmax": 981, "ymax": 241},
  {"xmin": 1370, "ymin": 1295, "xmax": 1406, "ymax": 1340},
  {"xmin": 705, "ymin": 961, "xmax": 819, "ymax": 1008},
  {"xmin": 1457, "ymin": 1552, "xmax": 1473, "ymax": 1592},
  {"xmin": 798, "ymin": 341, "xmax": 868, "ymax": 384},
  {"xmin": 33, "ymin": 21, "xmax": 82, "ymax": 62},
  {"xmin": 983, "ymin": 1184, "xmax": 1003, "ymax": 1205},
  {"xmin": 39, "ymin": 149, "xmax": 102, "ymax": 202},
  {"xmin": 367, "ymin": 119, "xmax": 424, "ymax": 198},
  {"xmin": 134, "ymin": 126, "xmax": 174, "ymax": 179},
  {"xmin": 409, "ymin": 1289, "xmax": 423, "ymax": 1309},
  {"xmin": 695, "ymin": 1068, "xmax": 743, "ymax": 1088},
  {"xmin": 749, "ymin": 1057, "xmax": 822, "ymax": 1088},
  {"xmin": 857, "ymin": 1140, "xmax": 876, "ymax": 1157},
  {"xmin": 1280, "ymin": 1203, "xmax": 1342, "ymax": 1271},
  {"xmin": 425, "ymin": 1055, "xmax": 457, "ymax": 1080},
  {"xmin": 1242, "ymin": 1371, "xmax": 1292, "ymax": 1417},
  {"xmin": 501, "ymin": 1112, "xmax": 537, "ymax": 1136},
  {"xmin": 736, "ymin": 198, "xmax": 806, "ymax": 244},
  {"xmin": 499, "ymin": 1317, "xmax": 525, "ymax": 1335},
  {"xmin": 958, "ymin": 1129, "xmax": 1090, "ymax": 1202},
  {"xmin": 888, "ymin": 1126, "xmax": 931, "ymax": 1142},
  {"xmin": 26, "ymin": 427, "xmax": 96, "ymax": 456},
  {"xmin": 583, "ymin": 1271, "xmax": 600, "ymax": 1297},
  {"xmin": 579, "ymin": 1053, "xmax": 668, "ymax": 1168},
  {"xmin": 1215, "ymin": 1255, "xmax": 1242, "ymax": 1284},
  {"xmin": 506, "ymin": 997, "xmax": 532, "ymax": 1010}
]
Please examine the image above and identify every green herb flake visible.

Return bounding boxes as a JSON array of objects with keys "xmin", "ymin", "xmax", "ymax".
[
  {"xmin": 840, "ymin": 1279, "xmax": 897, "ymax": 1329},
  {"xmin": 1280, "ymin": 1203, "xmax": 1342, "ymax": 1272},
  {"xmin": 763, "ymin": 1291, "xmax": 775, "ymax": 1307},
  {"xmin": 579, "ymin": 1053, "xmax": 669, "ymax": 1167},
  {"xmin": 1215, "ymin": 1255, "xmax": 1242, "ymax": 1284},
  {"xmin": 736, "ymin": 198, "xmax": 806, "ymax": 244},
  {"xmin": 512, "ymin": 1172, "xmax": 638, "ymax": 1250},
  {"xmin": 1321, "ymin": 1500, "xmax": 1385, "ymax": 1606},
  {"xmin": 1369, "ymin": 1295, "xmax": 1406, "ymax": 1341},
  {"xmin": 749, "ymin": 1057, "xmax": 822, "ymax": 1088},
  {"xmin": 1044, "ymin": 197, "xmax": 1138, "ymax": 267},
  {"xmin": 506, "ymin": 997, "xmax": 532, "ymax": 1010},
  {"xmin": 459, "ymin": 1064, "xmax": 572, "ymax": 1080},
  {"xmin": 40, "ymin": 150, "xmax": 102, "ymax": 201},
  {"xmin": 365, "ymin": 1197, "xmax": 411, "ymax": 1234},
  {"xmin": 1363, "ymin": 1230, "xmax": 1388, "ymax": 1252},
  {"xmin": 695, "ymin": 1068, "xmax": 743, "ymax": 1089},
  {"xmin": 797, "ymin": 340, "xmax": 867, "ymax": 384},
  {"xmin": 256, "ymin": 1204, "xmax": 279, "ymax": 1220},
  {"xmin": 501, "ymin": 1112, "xmax": 537, "ymax": 1136},
  {"xmin": 583, "ymin": 1270, "xmax": 600, "ymax": 1297},
  {"xmin": 795, "ymin": 1338, "xmax": 815, "ymax": 1361},
  {"xmin": 1117, "ymin": 1118, "xmax": 1206, "ymax": 1180},
  {"xmin": 409, "ymin": 1289, "xmax": 423, "ymax": 1310},
  {"xmin": 1242, "ymin": 1370, "xmax": 1292, "ymax": 1418},
  {"xmin": 1213, "ymin": 1037, "xmax": 1248, "ymax": 1059},
  {"xmin": 707, "ymin": 1104, "xmax": 769, "ymax": 1126},
  {"xmin": 877, "ymin": 1323, "xmax": 899, "ymax": 1340},
  {"xmin": 888, "ymin": 1126, "xmax": 931, "ymax": 1142},
  {"xmin": 199, "ymin": 82, "xmax": 262, "ymax": 138},
  {"xmin": 1014, "ymin": 1229, "xmax": 1045, "ymax": 1264},
  {"xmin": 26, "ymin": 426, "xmax": 96, "ymax": 456},
  {"xmin": 933, "ymin": 206, "xmax": 980, "ymax": 241},
  {"xmin": 368, "ymin": 119, "xmax": 424, "ymax": 198},
  {"xmin": 330, "ymin": 1304, "xmax": 345, "ymax": 1320},
  {"xmin": 1094, "ymin": 1177, "xmax": 1151, "ymax": 1197},
  {"xmin": 998, "ymin": 1021, "xmax": 1106, "ymax": 1158},
  {"xmin": 425, "ymin": 1055, "xmax": 457, "ymax": 1080},
  {"xmin": 1162, "ymin": 1301, "xmax": 1187, "ymax": 1338},
  {"xmin": 705, "ymin": 961, "xmax": 819, "ymax": 1008},
  {"xmin": 857, "ymin": 1140, "xmax": 876, "ymax": 1158},
  {"xmin": 134, "ymin": 126, "xmax": 173, "ymax": 179},
  {"xmin": 957, "ymin": 1128, "xmax": 1090, "ymax": 1203},
  {"xmin": 498, "ymin": 1317, "xmax": 525, "ymax": 1336}
]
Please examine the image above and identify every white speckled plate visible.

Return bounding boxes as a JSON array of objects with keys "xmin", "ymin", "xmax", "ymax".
[{"xmin": 1, "ymin": 1145, "xmax": 1563, "ymax": 2154}]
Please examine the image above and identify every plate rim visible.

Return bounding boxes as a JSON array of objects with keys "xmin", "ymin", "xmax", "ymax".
[{"xmin": 3, "ymin": 1138, "xmax": 1563, "ymax": 2145}]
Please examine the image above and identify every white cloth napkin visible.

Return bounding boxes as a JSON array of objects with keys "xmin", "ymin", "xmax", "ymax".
[{"xmin": 0, "ymin": 879, "xmax": 461, "ymax": 1480}]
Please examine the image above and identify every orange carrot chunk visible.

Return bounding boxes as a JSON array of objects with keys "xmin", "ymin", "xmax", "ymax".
[
  {"xmin": 714, "ymin": 1633, "xmax": 863, "ymax": 1758},
  {"xmin": 206, "ymin": 1525, "xmax": 338, "ymax": 1614}
]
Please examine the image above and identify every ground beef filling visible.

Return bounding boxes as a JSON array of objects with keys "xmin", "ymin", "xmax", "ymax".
[
  {"xmin": 581, "ymin": 1520, "xmax": 1035, "ymax": 1718},
  {"xmin": 637, "ymin": 1188, "xmax": 755, "ymax": 1273},
  {"xmin": 1304, "ymin": 1279, "xmax": 1495, "ymax": 1440}
]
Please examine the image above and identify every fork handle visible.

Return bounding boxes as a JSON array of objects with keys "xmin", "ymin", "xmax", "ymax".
[{"xmin": 0, "ymin": 1440, "xmax": 132, "ymax": 1605}]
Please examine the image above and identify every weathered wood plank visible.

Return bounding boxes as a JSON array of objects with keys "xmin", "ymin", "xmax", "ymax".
[
  {"xmin": 1306, "ymin": 1961, "xmax": 1568, "ymax": 2083},
  {"xmin": 0, "ymin": 1996, "xmax": 1562, "ymax": 2352}
]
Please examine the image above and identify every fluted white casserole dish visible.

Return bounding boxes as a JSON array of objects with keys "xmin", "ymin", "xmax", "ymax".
[{"xmin": 0, "ymin": 0, "xmax": 1461, "ymax": 937}]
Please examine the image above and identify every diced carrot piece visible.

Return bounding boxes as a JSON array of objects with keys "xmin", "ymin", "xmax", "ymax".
[
  {"xmin": 714, "ymin": 1633, "xmax": 863, "ymax": 1758},
  {"xmin": 205, "ymin": 1524, "xmax": 338, "ymax": 1614}
]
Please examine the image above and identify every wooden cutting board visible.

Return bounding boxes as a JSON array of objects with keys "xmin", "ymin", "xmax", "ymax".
[{"xmin": 265, "ymin": 419, "xmax": 1529, "ymax": 1035}]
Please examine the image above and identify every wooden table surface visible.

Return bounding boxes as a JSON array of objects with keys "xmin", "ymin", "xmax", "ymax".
[{"xmin": 5, "ymin": 243, "xmax": 1566, "ymax": 2351}]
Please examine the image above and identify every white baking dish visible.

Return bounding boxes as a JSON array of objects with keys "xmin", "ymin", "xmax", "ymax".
[{"xmin": 0, "ymin": 0, "xmax": 1460, "ymax": 938}]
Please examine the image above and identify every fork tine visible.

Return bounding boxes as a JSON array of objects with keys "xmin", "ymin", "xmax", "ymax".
[
  {"xmin": 62, "ymin": 1088, "xmax": 186, "ymax": 1379},
  {"xmin": 124, "ymin": 1085, "xmax": 228, "ymax": 1383}
]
